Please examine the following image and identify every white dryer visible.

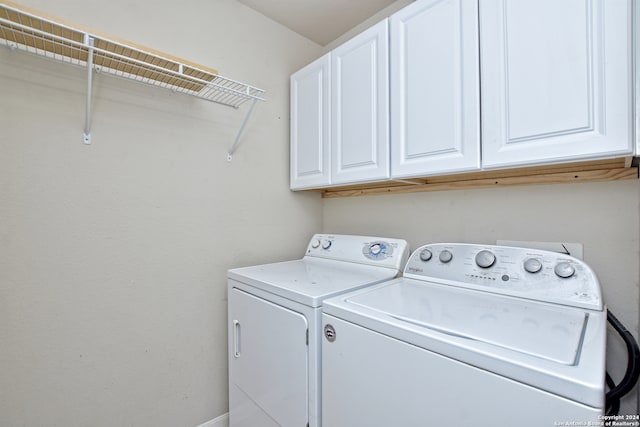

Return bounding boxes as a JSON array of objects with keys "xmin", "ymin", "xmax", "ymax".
[
  {"xmin": 321, "ymin": 243, "xmax": 607, "ymax": 427},
  {"xmin": 227, "ymin": 234, "xmax": 409, "ymax": 427}
]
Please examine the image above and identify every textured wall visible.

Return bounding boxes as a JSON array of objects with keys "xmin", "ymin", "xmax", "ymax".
[{"xmin": 0, "ymin": 1, "xmax": 323, "ymax": 425}]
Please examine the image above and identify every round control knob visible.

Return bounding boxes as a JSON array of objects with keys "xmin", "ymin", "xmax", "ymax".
[
  {"xmin": 419, "ymin": 249, "xmax": 433, "ymax": 262},
  {"xmin": 322, "ymin": 240, "xmax": 332, "ymax": 250},
  {"xmin": 475, "ymin": 250, "xmax": 496, "ymax": 268},
  {"xmin": 523, "ymin": 258, "xmax": 542, "ymax": 273},
  {"xmin": 554, "ymin": 262, "xmax": 575, "ymax": 278},
  {"xmin": 370, "ymin": 244, "xmax": 382, "ymax": 255},
  {"xmin": 439, "ymin": 250, "xmax": 453, "ymax": 263},
  {"xmin": 311, "ymin": 239, "xmax": 321, "ymax": 249}
]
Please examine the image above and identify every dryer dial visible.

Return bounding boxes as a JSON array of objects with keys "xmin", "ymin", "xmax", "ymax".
[
  {"xmin": 322, "ymin": 240, "xmax": 332, "ymax": 250},
  {"xmin": 364, "ymin": 242, "xmax": 390, "ymax": 260}
]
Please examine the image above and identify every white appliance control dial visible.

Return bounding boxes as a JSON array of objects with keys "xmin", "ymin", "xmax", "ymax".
[
  {"xmin": 403, "ymin": 243, "xmax": 602, "ymax": 310},
  {"xmin": 524, "ymin": 258, "xmax": 543, "ymax": 273},
  {"xmin": 419, "ymin": 249, "xmax": 432, "ymax": 262},
  {"xmin": 363, "ymin": 241, "xmax": 393, "ymax": 260},
  {"xmin": 554, "ymin": 262, "xmax": 575, "ymax": 278},
  {"xmin": 322, "ymin": 240, "xmax": 332, "ymax": 250},
  {"xmin": 475, "ymin": 250, "xmax": 496, "ymax": 268},
  {"xmin": 311, "ymin": 239, "xmax": 321, "ymax": 249},
  {"xmin": 439, "ymin": 250, "xmax": 453, "ymax": 263}
]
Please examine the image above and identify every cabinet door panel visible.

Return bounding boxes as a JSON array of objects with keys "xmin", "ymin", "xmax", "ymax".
[
  {"xmin": 290, "ymin": 54, "xmax": 331, "ymax": 189},
  {"xmin": 391, "ymin": 0, "xmax": 480, "ymax": 178},
  {"xmin": 480, "ymin": 0, "xmax": 633, "ymax": 168},
  {"xmin": 331, "ymin": 20, "xmax": 389, "ymax": 185}
]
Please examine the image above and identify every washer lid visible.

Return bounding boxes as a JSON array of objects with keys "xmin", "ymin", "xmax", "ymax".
[
  {"xmin": 228, "ymin": 257, "xmax": 399, "ymax": 307},
  {"xmin": 346, "ymin": 279, "xmax": 586, "ymax": 365}
]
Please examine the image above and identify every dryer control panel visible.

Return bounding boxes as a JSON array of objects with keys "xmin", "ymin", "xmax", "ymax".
[
  {"xmin": 306, "ymin": 234, "xmax": 409, "ymax": 271},
  {"xmin": 404, "ymin": 243, "xmax": 602, "ymax": 310}
]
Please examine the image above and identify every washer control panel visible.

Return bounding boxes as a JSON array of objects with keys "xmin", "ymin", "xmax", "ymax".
[
  {"xmin": 306, "ymin": 234, "xmax": 409, "ymax": 271},
  {"xmin": 404, "ymin": 243, "xmax": 602, "ymax": 310}
]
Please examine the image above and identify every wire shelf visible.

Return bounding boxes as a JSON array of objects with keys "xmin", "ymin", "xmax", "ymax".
[{"xmin": 0, "ymin": 2, "xmax": 266, "ymax": 108}]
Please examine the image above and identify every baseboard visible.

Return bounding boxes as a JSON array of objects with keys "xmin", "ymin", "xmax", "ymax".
[{"xmin": 197, "ymin": 413, "xmax": 229, "ymax": 427}]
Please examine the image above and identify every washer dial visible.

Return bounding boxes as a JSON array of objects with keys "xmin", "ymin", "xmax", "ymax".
[
  {"xmin": 554, "ymin": 262, "xmax": 575, "ymax": 278},
  {"xmin": 419, "ymin": 249, "xmax": 433, "ymax": 262},
  {"xmin": 475, "ymin": 250, "xmax": 496, "ymax": 268},
  {"xmin": 524, "ymin": 258, "xmax": 543, "ymax": 273},
  {"xmin": 439, "ymin": 250, "xmax": 453, "ymax": 263}
]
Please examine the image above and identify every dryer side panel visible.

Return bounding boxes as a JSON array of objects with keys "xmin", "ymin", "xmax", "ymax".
[{"xmin": 229, "ymin": 288, "xmax": 309, "ymax": 427}]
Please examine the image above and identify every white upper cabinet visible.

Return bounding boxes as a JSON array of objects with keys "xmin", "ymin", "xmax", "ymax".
[
  {"xmin": 331, "ymin": 20, "xmax": 390, "ymax": 185},
  {"xmin": 390, "ymin": 0, "xmax": 480, "ymax": 179},
  {"xmin": 480, "ymin": 0, "xmax": 634, "ymax": 169},
  {"xmin": 290, "ymin": 0, "xmax": 634, "ymax": 192},
  {"xmin": 290, "ymin": 54, "xmax": 331, "ymax": 190}
]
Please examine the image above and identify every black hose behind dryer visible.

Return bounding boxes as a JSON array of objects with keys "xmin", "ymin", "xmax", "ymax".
[{"xmin": 605, "ymin": 310, "xmax": 640, "ymax": 415}]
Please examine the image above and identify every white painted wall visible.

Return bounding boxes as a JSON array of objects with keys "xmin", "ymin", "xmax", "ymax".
[
  {"xmin": 0, "ymin": 0, "xmax": 323, "ymax": 426},
  {"xmin": 323, "ymin": 180, "xmax": 640, "ymax": 413}
]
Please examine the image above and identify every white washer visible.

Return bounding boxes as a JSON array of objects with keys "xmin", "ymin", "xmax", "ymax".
[
  {"xmin": 322, "ymin": 243, "xmax": 607, "ymax": 427},
  {"xmin": 227, "ymin": 234, "xmax": 409, "ymax": 427}
]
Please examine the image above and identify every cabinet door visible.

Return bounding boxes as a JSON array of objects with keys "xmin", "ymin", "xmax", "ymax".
[
  {"xmin": 290, "ymin": 54, "xmax": 331, "ymax": 189},
  {"xmin": 228, "ymin": 288, "xmax": 308, "ymax": 427},
  {"xmin": 390, "ymin": 0, "xmax": 480, "ymax": 179},
  {"xmin": 331, "ymin": 20, "xmax": 390, "ymax": 185},
  {"xmin": 480, "ymin": 0, "xmax": 633, "ymax": 169}
]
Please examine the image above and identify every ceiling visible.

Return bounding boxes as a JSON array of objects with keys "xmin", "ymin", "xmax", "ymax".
[{"xmin": 237, "ymin": 0, "xmax": 399, "ymax": 46}]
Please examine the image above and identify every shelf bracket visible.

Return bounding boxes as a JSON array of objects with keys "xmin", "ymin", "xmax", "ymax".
[
  {"xmin": 83, "ymin": 34, "xmax": 94, "ymax": 145},
  {"xmin": 227, "ymin": 97, "xmax": 259, "ymax": 162}
]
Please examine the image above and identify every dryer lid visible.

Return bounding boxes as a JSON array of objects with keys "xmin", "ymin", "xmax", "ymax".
[
  {"xmin": 228, "ymin": 257, "xmax": 399, "ymax": 307},
  {"xmin": 346, "ymin": 279, "xmax": 587, "ymax": 365}
]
